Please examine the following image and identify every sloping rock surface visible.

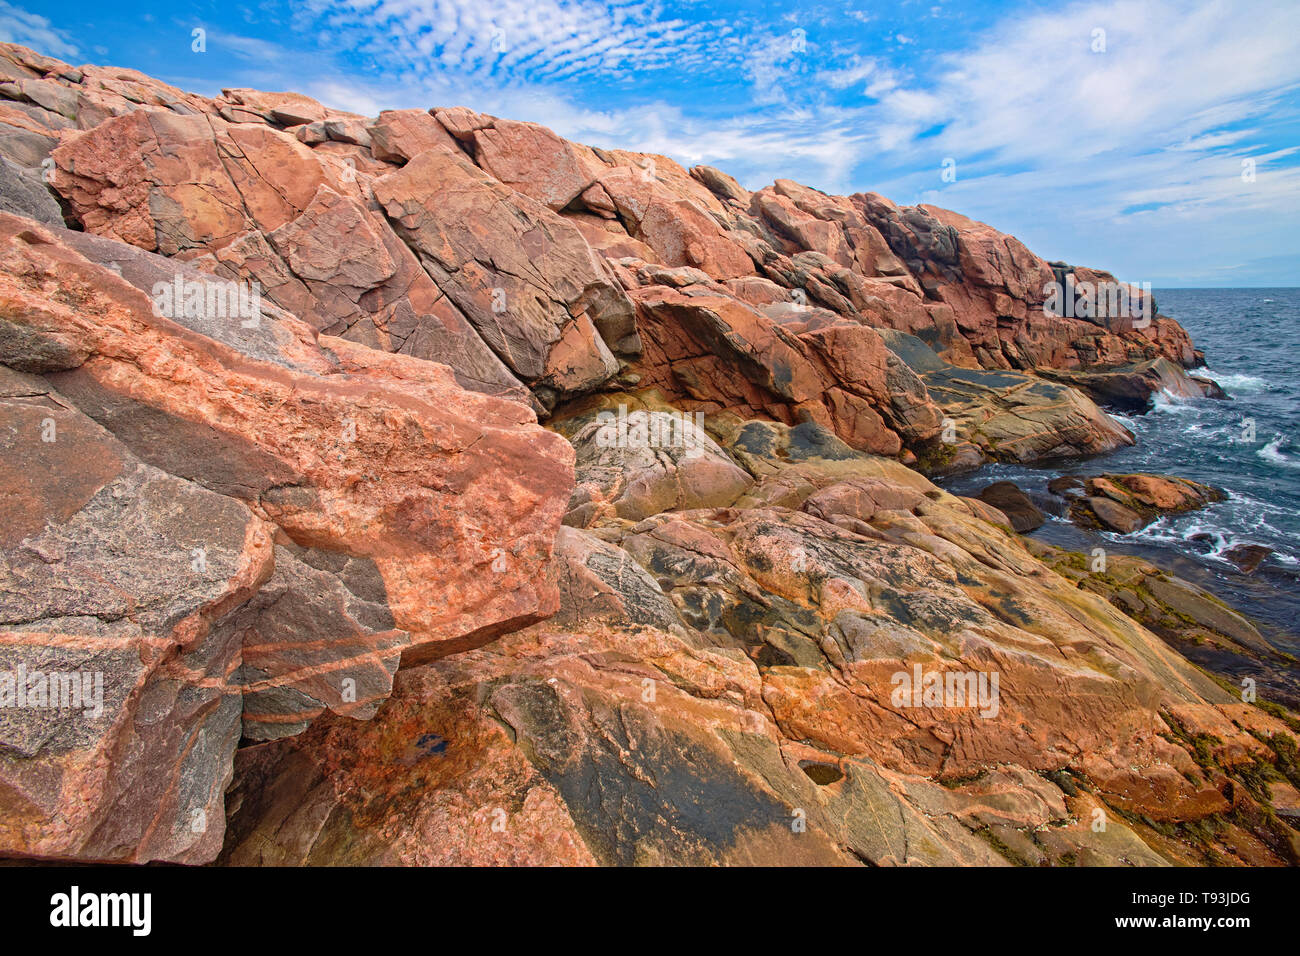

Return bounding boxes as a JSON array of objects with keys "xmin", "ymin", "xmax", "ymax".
[{"xmin": 0, "ymin": 42, "xmax": 1294, "ymax": 867}]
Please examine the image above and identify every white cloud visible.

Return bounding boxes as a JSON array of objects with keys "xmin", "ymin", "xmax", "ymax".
[
  {"xmin": 301, "ymin": 0, "xmax": 739, "ymax": 85},
  {"xmin": 0, "ymin": 1, "xmax": 79, "ymax": 59},
  {"xmin": 818, "ymin": 56, "xmax": 883, "ymax": 92},
  {"xmin": 860, "ymin": 0, "xmax": 1300, "ymax": 280},
  {"xmin": 205, "ymin": 29, "xmax": 290, "ymax": 65}
]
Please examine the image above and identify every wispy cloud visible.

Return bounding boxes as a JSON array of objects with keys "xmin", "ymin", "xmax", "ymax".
[
  {"xmin": 0, "ymin": 0, "xmax": 79, "ymax": 59},
  {"xmin": 203, "ymin": 28, "xmax": 290, "ymax": 64},
  {"xmin": 301, "ymin": 0, "xmax": 740, "ymax": 85}
]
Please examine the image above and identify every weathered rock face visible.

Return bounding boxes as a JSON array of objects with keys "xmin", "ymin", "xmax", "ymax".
[
  {"xmin": 439, "ymin": 110, "xmax": 607, "ymax": 213},
  {"xmin": 1, "ymin": 42, "xmax": 1294, "ymax": 869},
  {"xmin": 0, "ymin": 365, "xmax": 269, "ymax": 864},
  {"xmin": 220, "ymin": 412, "xmax": 1300, "ymax": 866},
  {"xmin": 0, "ymin": 211, "xmax": 574, "ymax": 860},
  {"xmin": 372, "ymin": 149, "xmax": 634, "ymax": 402},
  {"xmin": 47, "ymin": 109, "xmax": 533, "ymax": 406},
  {"xmin": 0, "ymin": 156, "xmax": 61, "ymax": 225},
  {"xmin": 879, "ymin": 329, "xmax": 1135, "ymax": 470},
  {"xmin": 622, "ymin": 281, "xmax": 949, "ymax": 458},
  {"xmin": 2, "ymin": 215, "xmax": 575, "ymax": 648},
  {"xmin": 368, "ymin": 109, "xmax": 459, "ymax": 165},
  {"xmin": 1028, "ymin": 538, "xmax": 1300, "ymax": 714}
]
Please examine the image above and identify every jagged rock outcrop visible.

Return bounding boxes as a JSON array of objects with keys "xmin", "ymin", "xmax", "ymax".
[
  {"xmin": 1051, "ymin": 473, "xmax": 1225, "ymax": 534},
  {"xmin": 0, "ymin": 210, "xmax": 573, "ymax": 860},
  {"xmin": 219, "ymin": 414, "xmax": 1300, "ymax": 865},
  {"xmin": 856, "ymin": 195, "xmax": 1198, "ymax": 372},
  {"xmin": 0, "ymin": 42, "xmax": 1294, "ymax": 868},
  {"xmin": 879, "ymin": 328, "xmax": 1135, "ymax": 469},
  {"xmin": 47, "ymin": 109, "xmax": 533, "ymax": 405},
  {"xmin": 372, "ymin": 149, "xmax": 635, "ymax": 404},
  {"xmin": 0, "ymin": 41, "xmax": 1216, "ymax": 468}
]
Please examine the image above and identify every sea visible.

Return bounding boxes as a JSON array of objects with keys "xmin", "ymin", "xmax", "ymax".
[{"xmin": 940, "ymin": 288, "xmax": 1300, "ymax": 654}]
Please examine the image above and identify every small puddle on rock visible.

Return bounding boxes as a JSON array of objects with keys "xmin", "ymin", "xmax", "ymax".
[
  {"xmin": 398, "ymin": 732, "xmax": 448, "ymax": 766},
  {"xmin": 800, "ymin": 761, "xmax": 844, "ymax": 785}
]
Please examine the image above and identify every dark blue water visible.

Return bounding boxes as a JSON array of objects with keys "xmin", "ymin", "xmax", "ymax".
[{"xmin": 942, "ymin": 288, "xmax": 1300, "ymax": 647}]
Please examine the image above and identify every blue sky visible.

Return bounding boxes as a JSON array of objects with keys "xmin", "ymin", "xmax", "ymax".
[{"xmin": 5, "ymin": 0, "xmax": 1299, "ymax": 286}]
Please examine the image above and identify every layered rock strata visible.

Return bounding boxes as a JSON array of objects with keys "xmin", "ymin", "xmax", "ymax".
[{"xmin": 0, "ymin": 42, "xmax": 1293, "ymax": 867}]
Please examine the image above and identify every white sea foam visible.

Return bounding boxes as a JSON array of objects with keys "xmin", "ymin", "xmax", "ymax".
[
  {"xmin": 1108, "ymin": 411, "xmax": 1139, "ymax": 430},
  {"xmin": 1258, "ymin": 436, "xmax": 1300, "ymax": 469},
  {"xmin": 1149, "ymin": 389, "xmax": 1199, "ymax": 414},
  {"xmin": 1132, "ymin": 516, "xmax": 1218, "ymax": 549},
  {"xmin": 1200, "ymin": 368, "xmax": 1271, "ymax": 393},
  {"xmin": 1127, "ymin": 497, "xmax": 1299, "ymax": 571}
]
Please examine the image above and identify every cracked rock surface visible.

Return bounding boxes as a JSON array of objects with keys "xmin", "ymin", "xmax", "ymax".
[{"xmin": 0, "ymin": 41, "xmax": 1294, "ymax": 866}]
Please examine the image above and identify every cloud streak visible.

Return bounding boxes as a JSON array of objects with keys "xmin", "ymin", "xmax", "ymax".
[{"xmin": 0, "ymin": 0, "xmax": 79, "ymax": 58}]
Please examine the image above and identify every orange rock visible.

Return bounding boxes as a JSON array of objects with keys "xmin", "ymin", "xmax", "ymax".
[
  {"xmin": 0, "ymin": 211, "xmax": 575, "ymax": 696},
  {"xmin": 368, "ymin": 108, "xmax": 459, "ymax": 164},
  {"xmin": 374, "ymin": 149, "xmax": 632, "ymax": 400}
]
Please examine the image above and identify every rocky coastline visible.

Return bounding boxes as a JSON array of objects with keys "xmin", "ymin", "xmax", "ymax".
[{"xmin": 0, "ymin": 42, "xmax": 1295, "ymax": 866}]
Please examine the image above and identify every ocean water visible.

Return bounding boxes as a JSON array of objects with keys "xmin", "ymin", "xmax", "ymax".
[{"xmin": 940, "ymin": 287, "xmax": 1300, "ymax": 650}]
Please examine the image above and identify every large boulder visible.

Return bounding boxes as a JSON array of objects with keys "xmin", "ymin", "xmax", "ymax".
[
  {"xmin": 374, "ymin": 149, "xmax": 635, "ymax": 403},
  {"xmin": 625, "ymin": 284, "xmax": 945, "ymax": 458},
  {"xmin": 555, "ymin": 399, "xmax": 754, "ymax": 525},
  {"xmin": 977, "ymin": 481, "xmax": 1046, "ymax": 533},
  {"xmin": 0, "ymin": 365, "xmax": 271, "ymax": 863},
  {"xmin": 0, "ymin": 212, "xmax": 575, "ymax": 657},
  {"xmin": 583, "ymin": 165, "xmax": 754, "ymax": 280},
  {"xmin": 367, "ymin": 109, "xmax": 459, "ymax": 164},
  {"xmin": 47, "ymin": 109, "xmax": 532, "ymax": 404},
  {"xmin": 0, "ymin": 212, "xmax": 577, "ymax": 860}
]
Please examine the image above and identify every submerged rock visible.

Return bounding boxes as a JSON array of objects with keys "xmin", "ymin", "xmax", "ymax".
[
  {"xmin": 977, "ymin": 481, "xmax": 1046, "ymax": 532},
  {"xmin": 1224, "ymin": 543, "xmax": 1273, "ymax": 575}
]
